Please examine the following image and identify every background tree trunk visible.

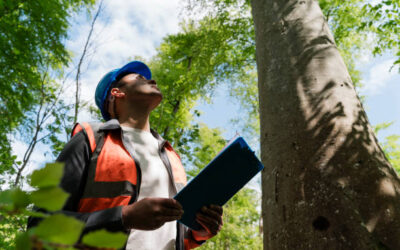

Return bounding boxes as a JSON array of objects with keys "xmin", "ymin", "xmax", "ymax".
[{"xmin": 251, "ymin": 0, "xmax": 400, "ymax": 249}]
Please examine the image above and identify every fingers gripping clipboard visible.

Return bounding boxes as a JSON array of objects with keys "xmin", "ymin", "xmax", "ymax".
[{"xmin": 174, "ymin": 136, "xmax": 264, "ymax": 230}]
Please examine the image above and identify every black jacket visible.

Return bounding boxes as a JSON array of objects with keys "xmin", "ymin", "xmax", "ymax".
[{"xmin": 27, "ymin": 119, "xmax": 202, "ymax": 249}]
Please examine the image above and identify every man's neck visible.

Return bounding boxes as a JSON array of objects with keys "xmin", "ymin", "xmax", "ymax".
[
  {"xmin": 118, "ymin": 106, "xmax": 151, "ymax": 132},
  {"xmin": 120, "ymin": 117, "xmax": 150, "ymax": 132}
]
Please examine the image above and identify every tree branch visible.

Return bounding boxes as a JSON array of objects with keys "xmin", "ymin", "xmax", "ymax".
[{"xmin": 73, "ymin": 0, "xmax": 103, "ymax": 125}]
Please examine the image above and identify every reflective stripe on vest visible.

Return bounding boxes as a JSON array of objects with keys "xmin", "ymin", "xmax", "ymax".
[
  {"xmin": 71, "ymin": 123, "xmax": 187, "ymax": 213},
  {"xmin": 79, "ymin": 130, "xmax": 137, "ymax": 212}
]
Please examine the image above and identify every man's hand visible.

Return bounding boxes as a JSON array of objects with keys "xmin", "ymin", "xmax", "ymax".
[
  {"xmin": 122, "ymin": 198, "xmax": 183, "ymax": 230},
  {"xmin": 194, "ymin": 205, "xmax": 223, "ymax": 237}
]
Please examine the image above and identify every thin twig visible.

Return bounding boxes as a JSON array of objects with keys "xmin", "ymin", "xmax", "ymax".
[{"xmin": 73, "ymin": 0, "xmax": 104, "ymax": 125}]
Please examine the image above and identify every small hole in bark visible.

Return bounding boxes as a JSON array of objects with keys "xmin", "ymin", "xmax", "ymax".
[{"xmin": 312, "ymin": 216, "xmax": 330, "ymax": 231}]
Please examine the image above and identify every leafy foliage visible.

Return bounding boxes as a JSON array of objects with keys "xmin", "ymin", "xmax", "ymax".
[
  {"xmin": 0, "ymin": 162, "xmax": 127, "ymax": 249},
  {"xmin": 199, "ymin": 188, "xmax": 262, "ymax": 250},
  {"xmin": 148, "ymin": 4, "xmax": 255, "ymax": 154},
  {"xmin": 374, "ymin": 122, "xmax": 400, "ymax": 173},
  {"xmin": 30, "ymin": 162, "xmax": 64, "ymax": 188},
  {"xmin": 382, "ymin": 135, "xmax": 400, "ymax": 174},
  {"xmin": 0, "ymin": 188, "xmax": 30, "ymax": 211},
  {"xmin": 0, "ymin": 213, "xmax": 27, "ymax": 250},
  {"xmin": 360, "ymin": 0, "xmax": 400, "ymax": 67},
  {"xmin": 8, "ymin": 73, "xmax": 76, "ymax": 188},
  {"xmin": 185, "ymin": 124, "xmax": 226, "ymax": 178},
  {"xmin": 182, "ymin": 0, "xmax": 260, "ymax": 137},
  {"xmin": 32, "ymin": 214, "xmax": 84, "ymax": 245},
  {"xmin": 381, "ymin": 134, "xmax": 400, "ymax": 172},
  {"xmin": 0, "ymin": 0, "xmax": 94, "ymax": 180},
  {"xmin": 30, "ymin": 187, "xmax": 69, "ymax": 211},
  {"xmin": 82, "ymin": 229, "xmax": 127, "ymax": 248}
]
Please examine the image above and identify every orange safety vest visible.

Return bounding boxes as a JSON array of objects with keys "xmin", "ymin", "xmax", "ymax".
[{"xmin": 71, "ymin": 122, "xmax": 187, "ymax": 213}]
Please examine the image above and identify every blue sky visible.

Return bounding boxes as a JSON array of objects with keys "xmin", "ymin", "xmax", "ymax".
[
  {"xmin": 358, "ymin": 55, "xmax": 400, "ymax": 140},
  {"xmin": 11, "ymin": 0, "xmax": 400, "ymax": 178}
]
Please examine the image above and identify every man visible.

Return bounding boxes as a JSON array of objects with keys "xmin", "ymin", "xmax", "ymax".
[{"xmin": 29, "ymin": 61, "xmax": 223, "ymax": 249}]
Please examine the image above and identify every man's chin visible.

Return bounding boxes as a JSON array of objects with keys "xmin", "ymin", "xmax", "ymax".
[
  {"xmin": 149, "ymin": 91, "xmax": 163, "ymax": 98},
  {"xmin": 149, "ymin": 93, "xmax": 163, "ymax": 107}
]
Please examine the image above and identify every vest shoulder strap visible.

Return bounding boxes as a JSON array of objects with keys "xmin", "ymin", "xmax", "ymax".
[
  {"xmin": 70, "ymin": 122, "xmax": 104, "ymax": 211},
  {"xmin": 71, "ymin": 122, "xmax": 103, "ymax": 153}
]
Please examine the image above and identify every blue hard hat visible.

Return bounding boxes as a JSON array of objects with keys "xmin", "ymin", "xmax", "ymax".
[{"xmin": 95, "ymin": 61, "xmax": 152, "ymax": 121}]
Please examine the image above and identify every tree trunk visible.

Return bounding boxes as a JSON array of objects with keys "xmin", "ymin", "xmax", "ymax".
[{"xmin": 251, "ymin": 0, "xmax": 400, "ymax": 249}]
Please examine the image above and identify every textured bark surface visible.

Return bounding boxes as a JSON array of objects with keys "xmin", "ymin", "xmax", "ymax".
[{"xmin": 251, "ymin": 0, "xmax": 400, "ymax": 249}]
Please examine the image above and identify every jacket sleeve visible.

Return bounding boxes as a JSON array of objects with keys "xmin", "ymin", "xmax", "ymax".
[
  {"xmin": 184, "ymin": 228, "xmax": 215, "ymax": 249},
  {"xmin": 27, "ymin": 131, "xmax": 126, "ymax": 234}
]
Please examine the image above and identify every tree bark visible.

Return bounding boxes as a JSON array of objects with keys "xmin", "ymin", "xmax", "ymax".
[{"xmin": 251, "ymin": 0, "xmax": 400, "ymax": 249}]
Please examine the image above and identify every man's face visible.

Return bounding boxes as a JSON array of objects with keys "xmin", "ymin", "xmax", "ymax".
[{"xmin": 117, "ymin": 73, "xmax": 162, "ymax": 108}]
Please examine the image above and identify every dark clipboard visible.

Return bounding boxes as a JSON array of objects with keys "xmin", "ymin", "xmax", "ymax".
[{"xmin": 174, "ymin": 136, "xmax": 264, "ymax": 230}]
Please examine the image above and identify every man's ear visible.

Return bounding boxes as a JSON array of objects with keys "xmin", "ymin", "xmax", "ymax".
[{"xmin": 110, "ymin": 88, "xmax": 125, "ymax": 98}]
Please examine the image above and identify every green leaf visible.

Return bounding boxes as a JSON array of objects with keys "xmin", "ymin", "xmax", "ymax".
[
  {"xmin": 12, "ymin": 188, "xmax": 30, "ymax": 209},
  {"xmin": 22, "ymin": 208, "xmax": 48, "ymax": 218},
  {"xmin": 33, "ymin": 214, "xmax": 84, "ymax": 245},
  {"xmin": 82, "ymin": 229, "xmax": 128, "ymax": 248},
  {"xmin": 0, "ymin": 188, "xmax": 30, "ymax": 210},
  {"xmin": 30, "ymin": 162, "xmax": 64, "ymax": 188},
  {"xmin": 0, "ymin": 190, "xmax": 13, "ymax": 210},
  {"xmin": 15, "ymin": 232, "xmax": 32, "ymax": 250},
  {"xmin": 30, "ymin": 186, "xmax": 68, "ymax": 211},
  {"xmin": 374, "ymin": 122, "xmax": 394, "ymax": 134}
]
